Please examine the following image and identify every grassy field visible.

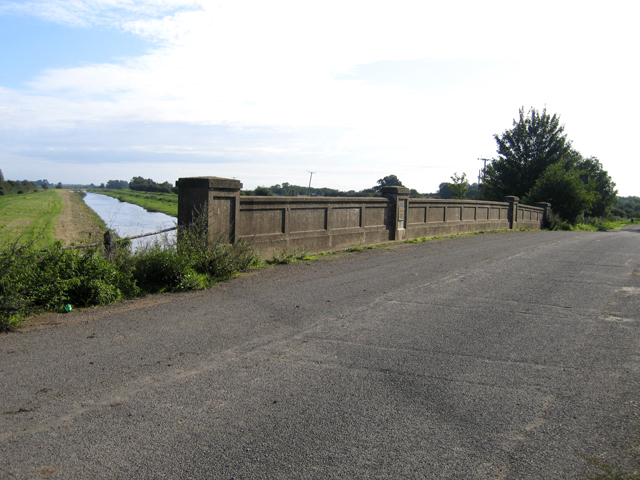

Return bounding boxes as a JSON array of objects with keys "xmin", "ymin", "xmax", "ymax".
[
  {"xmin": 0, "ymin": 190, "xmax": 64, "ymax": 248},
  {"xmin": 88, "ymin": 189, "xmax": 178, "ymax": 217},
  {"xmin": 0, "ymin": 189, "xmax": 106, "ymax": 248}
]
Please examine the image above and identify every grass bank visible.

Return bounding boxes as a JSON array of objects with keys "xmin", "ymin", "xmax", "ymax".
[
  {"xmin": 0, "ymin": 189, "xmax": 106, "ymax": 249},
  {"xmin": 0, "ymin": 190, "xmax": 63, "ymax": 248},
  {"xmin": 88, "ymin": 189, "xmax": 178, "ymax": 217},
  {"xmin": 55, "ymin": 190, "xmax": 106, "ymax": 245},
  {"xmin": 552, "ymin": 218, "xmax": 633, "ymax": 231}
]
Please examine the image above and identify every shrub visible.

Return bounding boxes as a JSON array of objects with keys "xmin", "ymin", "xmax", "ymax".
[{"xmin": 0, "ymin": 215, "xmax": 258, "ymax": 331}]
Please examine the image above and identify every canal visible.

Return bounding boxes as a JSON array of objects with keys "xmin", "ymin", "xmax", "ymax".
[{"xmin": 82, "ymin": 192, "xmax": 176, "ymax": 250}]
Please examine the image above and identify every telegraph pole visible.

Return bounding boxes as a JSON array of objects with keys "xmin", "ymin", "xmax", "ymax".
[
  {"xmin": 307, "ymin": 171, "xmax": 316, "ymax": 197},
  {"xmin": 477, "ymin": 158, "xmax": 488, "ymax": 199}
]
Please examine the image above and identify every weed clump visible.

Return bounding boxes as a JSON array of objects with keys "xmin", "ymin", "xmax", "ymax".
[{"xmin": 0, "ymin": 219, "xmax": 257, "ymax": 331}]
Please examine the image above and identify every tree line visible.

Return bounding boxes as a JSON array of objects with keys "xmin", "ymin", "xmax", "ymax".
[
  {"xmin": 105, "ymin": 177, "xmax": 177, "ymax": 193},
  {"xmin": 480, "ymin": 107, "xmax": 617, "ymax": 223},
  {"xmin": 246, "ymin": 175, "xmax": 422, "ymax": 198},
  {"xmin": 0, "ymin": 169, "xmax": 40, "ymax": 196}
]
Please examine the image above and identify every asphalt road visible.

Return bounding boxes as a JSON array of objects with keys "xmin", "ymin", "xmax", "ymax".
[{"xmin": 2, "ymin": 227, "xmax": 640, "ymax": 479}]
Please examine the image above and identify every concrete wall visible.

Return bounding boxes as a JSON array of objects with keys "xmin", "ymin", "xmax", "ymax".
[{"xmin": 177, "ymin": 177, "xmax": 549, "ymax": 257}]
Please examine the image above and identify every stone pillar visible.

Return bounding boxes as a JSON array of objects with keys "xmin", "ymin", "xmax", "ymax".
[
  {"xmin": 504, "ymin": 196, "xmax": 519, "ymax": 230},
  {"xmin": 176, "ymin": 176, "xmax": 243, "ymax": 244},
  {"xmin": 382, "ymin": 186, "xmax": 411, "ymax": 241},
  {"xmin": 536, "ymin": 202, "xmax": 552, "ymax": 228}
]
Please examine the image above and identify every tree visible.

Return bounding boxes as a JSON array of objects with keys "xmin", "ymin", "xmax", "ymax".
[
  {"xmin": 253, "ymin": 186, "xmax": 273, "ymax": 196},
  {"xmin": 466, "ymin": 183, "xmax": 479, "ymax": 200},
  {"xmin": 106, "ymin": 180, "xmax": 129, "ymax": 189},
  {"xmin": 0, "ymin": 169, "xmax": 4, "ymax": 182},
  {"xmin": 129, "ymin": 176, "xmax": 173, "ymax": 193},
  {"xmin": 437, "ymin": 182, "xmax": 453, "ymax": 199},
  {"xmin": 574, "ymin": 156, "xmax": 617, "ymax": 217},
  {"xmin": 450, "ymin": 172, "xmax": 469, "ymax": 199},
  {"xmin": 483, "ymin": 107, "xmax": 573, "ymax": 200},
  {"xmin": 523, "ymin": 162, "xmax": 595, "ymax": 223},
  {"xmin": 373, "ymin": 175, "xmax": 404, "ymax": 192},
  {"xmin": 55, "ymin": 182, "xmax": 63, "ymax": 189}
]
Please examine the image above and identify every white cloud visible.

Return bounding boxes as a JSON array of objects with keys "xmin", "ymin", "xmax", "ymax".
[{"xmin": 1, "ymin": 0, "xmax": 639, "ymax": 194}]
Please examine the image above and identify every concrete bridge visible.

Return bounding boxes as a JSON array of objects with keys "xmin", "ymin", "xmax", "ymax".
[{"xmin": 176, "ymin": 176, "xmax": 550, "ymax": 257}]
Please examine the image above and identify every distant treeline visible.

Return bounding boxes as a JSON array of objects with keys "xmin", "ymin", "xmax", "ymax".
[
  {"xmin": 0, "ymin": 169, "xmax": 40, "ymax": 196},
  {"xmin": 616, "ymin": 197, "xmax": 640, "ymax": 218},
  {"xmin": 244, "ymin": 181, "xmax": 427, "ymax": 198},
  {"xmin": 105, "ymin": 177, "xmax": 177, "ymax": 193}
]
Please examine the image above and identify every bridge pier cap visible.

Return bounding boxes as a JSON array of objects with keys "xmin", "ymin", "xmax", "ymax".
[{"xmin": 176, "ymin": 176, "xmax": 242, "ymax": 243}]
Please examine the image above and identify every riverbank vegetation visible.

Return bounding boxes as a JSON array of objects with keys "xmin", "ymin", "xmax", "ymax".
[
  {"xmin": 87, "ymin": 189, "xmax": 178, "ymax": 217},
  {"xmin": 0, "ymin": 219, "xmax": 257, "ymax": 332}
]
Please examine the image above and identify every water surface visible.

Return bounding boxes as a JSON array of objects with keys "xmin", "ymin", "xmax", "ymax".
[{"xmin": 82, "ymin": 192, "xmax": 176, "ymax": 250}]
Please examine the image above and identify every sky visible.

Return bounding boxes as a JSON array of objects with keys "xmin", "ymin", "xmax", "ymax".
[{"xmin": 0, "ymin": 0, "xmax": 638, "ymax": 195}]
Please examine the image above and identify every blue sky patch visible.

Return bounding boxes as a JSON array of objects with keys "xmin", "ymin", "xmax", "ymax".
[{"xmin": 0, "ymin": 15, "xmax": 151, "ymax": 88}]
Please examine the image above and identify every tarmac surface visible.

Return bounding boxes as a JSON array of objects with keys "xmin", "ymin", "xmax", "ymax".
[{"xmin": 2, "ymin": 227, "xmax": 640, "ymax": 479}]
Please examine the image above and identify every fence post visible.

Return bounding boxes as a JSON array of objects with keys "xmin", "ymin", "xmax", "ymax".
[
  {"xmin": 504, "ymin": 196, "xmax": 519, "ymax": 229},
  {"xmin": 382, "ymin": 186, "xmax": 411, "ymax": 241},
  {"xmin": 176, "ymin": 176, "xmax": 243, "ymax": 245},
  {"xmin": 103, "ymin": 230, "xmax": 116, "ymax": 256}
]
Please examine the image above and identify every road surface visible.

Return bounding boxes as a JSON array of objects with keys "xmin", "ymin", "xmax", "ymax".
[{"xmin": 2, "ymin": 227, "xmax": 640, "ymax": 479}]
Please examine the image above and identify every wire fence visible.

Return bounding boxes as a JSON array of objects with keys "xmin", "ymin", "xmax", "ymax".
[{"xmin": 62, "ymin": 225, "xmax": 179, "ymax": 251}]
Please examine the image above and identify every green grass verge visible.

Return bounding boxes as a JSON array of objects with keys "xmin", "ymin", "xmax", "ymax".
[
  {"xmin": 0, "ymin": 190, "xmax": 63, "ymax": 248},
  {"xmin": 87, "ymin": 189, "xmax": 178, "ymax": 217},
  {"xmin": 555, "ymin": 219, "xmax": 634, "ymax": 232}
]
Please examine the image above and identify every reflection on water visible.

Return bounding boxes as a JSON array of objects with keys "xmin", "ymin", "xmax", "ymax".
[{"xmin": 82, "ymin": 192, "xmax": 176, "ymax": 250}]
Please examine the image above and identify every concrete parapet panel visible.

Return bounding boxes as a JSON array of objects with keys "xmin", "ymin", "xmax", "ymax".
[
  {"xmin": 364, "ymin": 206, "xmax": 390, "ymax": 228},
  {"xmin": 462, "ymin": 207, "xmax": 476, "ymax": 221},
  {"xmin": 428, "ymin": 206, "xmax": 446, "ymax": 222},
  {"xmin": 291, "ymin": 208, "xmax": 327, "ymax": 233},
  {"xmin": 331, "ymin": 207, "xmax": 362, "ymax": 229},
  {"xmin": 446, "ymin": 206, "xmax": 462, "ymax": 222},
  {"xmin": 239, "ymin": 209, "xmax": 285, "ymax": 236},
  {"xmin": 408, "ymin": 206, "xmax": 427, "ymax": 224}
]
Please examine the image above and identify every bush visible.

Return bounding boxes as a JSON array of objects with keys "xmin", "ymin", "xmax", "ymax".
[
  {"xmin": 524, "ymin": 162, "xmax": 595, "ymax": 224},
  {"xmin": 0, "ymin": 217, "xmax": 259, "ymax": 331}
]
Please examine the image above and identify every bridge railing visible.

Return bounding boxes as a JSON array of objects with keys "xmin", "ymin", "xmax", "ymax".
[{"xmin": 176, "ymin": 176, "xmax": 549, "ymax": 257}]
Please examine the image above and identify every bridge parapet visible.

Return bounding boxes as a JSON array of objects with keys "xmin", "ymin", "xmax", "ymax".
[{"xmin": 177, "ymin": 177, "xmax": 548, "ymax": 257}]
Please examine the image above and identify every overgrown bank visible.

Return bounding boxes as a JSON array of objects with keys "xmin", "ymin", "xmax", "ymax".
[{"xmin": 0, "ymin": 222, "xmax": 256, "ymax": 331}]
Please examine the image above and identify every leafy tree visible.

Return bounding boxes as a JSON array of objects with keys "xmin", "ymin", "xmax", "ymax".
[
  {"xmin": 55, "ymin": 182, "xmax": 63, "ymax": 189},
  {"xmin": 0, "ymin": 169, "xmax": 4, "ymax": 182},
  {"xmin": 483, "ymin": 107, "xmax": 573, "ymax": 200},
  {"xmin": 106, "ymin": 179, "xmax": 129, "ymax": 189},
  {"xmin": 253, "ymin": 186, "xmax": 274, "ymax": 196},
  {"xmin": 129, "ymin": 176, "xmax": 174, "ymax": 193},
  {"xmin": 450, "ymin": 172, "xmax": 469, "ymax": 199},
  {"xmin": 373, "ymin": 175, "xmax": 404, "ymax": 192},
  {"xmin": 466, "ymin": 183, "xmax": 479, "ymax": 200},
  {"xmin": 574, "ymin": 156, "xmax": 617, "ymax": 217},
  {"xmin": 523, "ymin": 162, "xmax": 595, "ymax": 223},
  {"xmin": 437, "ymin": 182, "xmax": 453, "ymax": 199}
]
